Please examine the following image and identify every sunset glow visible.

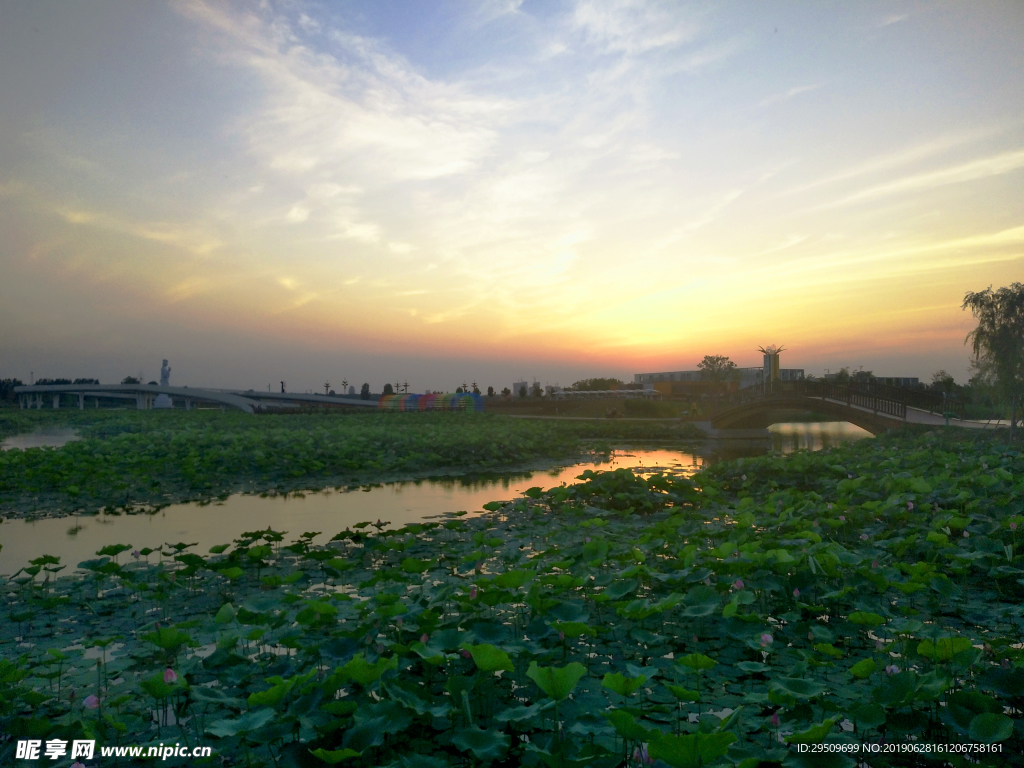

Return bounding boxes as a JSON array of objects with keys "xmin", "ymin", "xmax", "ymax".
[{"xmin": 2, "ymin": 1, "xmax": 1022, "ymax": 391}]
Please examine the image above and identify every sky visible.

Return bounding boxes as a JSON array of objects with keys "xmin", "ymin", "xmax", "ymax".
[{"xmin": 1, "ymin": 1, "xmax": 1022, "ymax": 393}]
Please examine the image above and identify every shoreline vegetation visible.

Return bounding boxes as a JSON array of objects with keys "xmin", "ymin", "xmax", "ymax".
[
  {"xmin": 0, "ymin": 410, "xmax": 703, "ymax": 521},
  {"xmin": 1, "ymin": 426, "xmax": 1022, "ymax": 765}
]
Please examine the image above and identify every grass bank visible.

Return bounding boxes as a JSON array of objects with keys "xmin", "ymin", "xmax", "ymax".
[{"xmin": 1, "ymin": 430, "xmax": 1022, "ymax": 765}]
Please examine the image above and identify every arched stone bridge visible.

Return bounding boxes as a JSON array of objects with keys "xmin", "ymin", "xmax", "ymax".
[{"xmin": 709, "ymin": 381, "xmax": 976, "ymax": 435}]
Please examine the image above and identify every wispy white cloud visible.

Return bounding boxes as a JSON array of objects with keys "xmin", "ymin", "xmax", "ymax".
[
  {"xmin": 572, "ymin": 0, "xmax": 699, "ymax": 56},
  {"xmin": 780, "ymin": 128, "xmax": 1003, "ymax": 197},
  {"xmin": 812, "ymin": 149, "xmax": 1024, "ymax": 209},
  {"xmin": 760, "ymin": 83, "xmax": 821, "ymax": 107},
  {"xmin": 879, "ymin": 13, "xmax": 909, "ymax": 27}
]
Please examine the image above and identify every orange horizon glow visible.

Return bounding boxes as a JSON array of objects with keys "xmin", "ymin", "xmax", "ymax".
[{"xmin": 1, "ymin": 2, "xmax": 1022, "ymax": 391}]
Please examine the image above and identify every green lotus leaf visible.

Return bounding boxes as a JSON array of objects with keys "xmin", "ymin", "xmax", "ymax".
[
  {"xmin": 602, "ymin": 709, "xmax": 656, "ymax": 741},
  {"xmin": 666, "ymin": 685, "xmax": 700, "ymax": 702},
  {"xmin": 339, "ymin": 653, "xmax": 398, "ymax": 686},
  {"xmin": 678, "ymin": 653, "xmax": 716, "ymax": 672},
  {"xmin": 768, "ymin": 677, "xmax": 825, "ymax": 699},
  {"xmin": 785, "ymin": 716, "xmax": 840, "ymax": 744},
  {"xmin": 527, "ymin": 661, "xmax": 586, "ymax": 701},
  {"xmin": 493, "ymin": 568, "xmax": 534, "ymax": 589},
  {"xmin": 850, "ymin": 658, "xmax": 877, "ymax": 679},
  {"xmin": 648, "ymin": 731, "xmax": 737, "ymax": 768},
  {"xmin": 309, "ymin": 748, "xmax": 361, "ymax": 764},
  {"xmin": 601, "ymin": 672, "xmax": 646, "ymax": 697},
  {"xmin": 206, "ymin": 707, "xmax": 276, "ymax": 737},
  {"xmin": 917, "ymin": 637, "xmax": 973, "ymax": 661},
  {"xmin": 400, "ymin": 557, "xmax": 431, "ymax": 573},
  {"xmin": 451, "ymin": 726, "xmax": 510, "ymax": 762},
  {"xmin": 969, "ymin": 713, "xmax": 1014, "ymax": 743},
  {"xmin": 553, "ymin": 621, "xmax": 597, "ymax": 638},
  {"xmin": 462, "ymin": 642, "xmax": 513, "ymax": 673}
]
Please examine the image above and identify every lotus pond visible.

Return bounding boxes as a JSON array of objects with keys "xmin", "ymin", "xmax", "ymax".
[
  {"xmin": 2, "ymin": 429, "xmax": 1023, "ymax": 767},
  {"xmin": 0, "ymin": 410, "xmax": 704, "ymax": 520},
  {"xmin": 0, "ymin": 449, "xmax": 706, "ymax": 576}
]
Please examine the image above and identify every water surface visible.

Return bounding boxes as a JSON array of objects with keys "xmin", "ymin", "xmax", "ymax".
[
  {"xmin": 1, "ymin": 427, "xmax": 80, "ymax": 451},
  {"xmin": 0, "ymin": 448, "xmax": 705, "ymax": 574},
  {"xmin": 0, "ymin": 423, "xmax": 870, "ymax": 575}
]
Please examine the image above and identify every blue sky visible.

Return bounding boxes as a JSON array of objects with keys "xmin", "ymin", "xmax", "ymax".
[{"xmin": 1, "ymin": 1, "xmax": 1022, "ymax": 392}]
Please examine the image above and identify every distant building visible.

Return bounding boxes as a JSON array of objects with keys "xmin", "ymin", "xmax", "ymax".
[
  {"xmin": 875, "ymin": 377, "xmax": 920, "ymax": 388},
  {"xmin": 633, "ymin": 367, "xmax": 804, "ymax": 398},
  {"xmin": 512, "ymin": 381, "xmax": 529, "ymax": 397},
  {"xmin": 823, "ymin": 374, "xmax": 920, "ymax": 388}
]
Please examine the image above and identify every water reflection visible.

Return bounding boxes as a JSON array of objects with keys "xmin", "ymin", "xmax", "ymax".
[
  {"xmin": 0, "ymin": 448, "xmax": 706, "ymax": 574},
  {"xmin": 768, "ymin": 421, "xmax": 871, "ymax": 453},
  {"xmin": 1, "ymin": 427, "xmax": 80, "ymax": 451},
  {"xmin": 0, "ymin": 423, "xmax": 870, "ymax": 574}
]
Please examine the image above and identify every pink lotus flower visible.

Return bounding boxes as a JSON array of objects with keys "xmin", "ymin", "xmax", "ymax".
[
  {"xmin": 559, "ymin": 631, "xmax": 566, "ymax": 641},
  {"xmin": 73, "ymin": 763, "xmax": 87, "ymax": 768},
  {"xmin": 760, "ymin": 633, "xmax": 773, "ymax": 647},
  {"xmin": 876, "ymin": 639, "xmax": 885, "ymax": 651},
  {"xmin": 963, "ymin": 531, "xmax": 970, "ymax": 538},
  {"xmin": 420, "ymin": 633, "xmax": 429, "ymax": 643},
  {"xmin": 692, "ymin": 635, "xmax": 699, "ymax": 644},
  {"xmin": 704, "ymin": 576, "xmax": 711, "ymax": 586},
  {"xmin": 838, "ymin": 515, "xmax": 845, "ymax": 522},
  {"xmin": 632, "ymin": 743, "xmax": 654, "ymax": 765},
  {"xmin": 733, "ymin": 579, "xmax": 744, "ymax": 590},
  {"xmin": 1011, "ymin": 522, "xmax": 1018, "ymax": 531},
  {"xmin": 871, "ymin": 560, "xmax": 879, "ymax": 569},
  {"xmin": 792, "ymin": 588, "xmax": 800, "ymax": 598},
  {"xmin": 770, "ymin": 712, "xmax": 780, "ymax": 727},
  {"xmin": 860, "ymin": 534, "xmax": 869, "ymax": 540},
  {"xmin": 163, "ymin": 668, "xmax": 177, "ymax": 684},
  {"xmin": 461, "ymin": 649, "xmax": 472, "ymax": 659},
  {"xmin": 132, "ymin": 550, "xmax": 141, "ymax": 559},
  {"xmin": 741, "ymin": 474, "xmax": 747, "ymax": 481},
  {"xmin": 906, "ymin": 502, "xmax": 913, "ymax": 511},
  {"xmin": 885, "ymin": 664, "xmax": 900, "ymax": 675},
  {"xmin": 469, "ymin": 587, "xmax": 478, "ymax": 600},
  {"xmin": 84, "ymin": 695, "xmax": 99, "ymax": 709},
  {"xmin": 1003, "ymin": 658, "xmax": 1011, "ymax": 669}
]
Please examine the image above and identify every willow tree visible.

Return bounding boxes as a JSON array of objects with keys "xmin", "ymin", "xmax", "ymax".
[{"xmin": 963, "ymin": 283, "xmax": 1024, "ymax": 439}]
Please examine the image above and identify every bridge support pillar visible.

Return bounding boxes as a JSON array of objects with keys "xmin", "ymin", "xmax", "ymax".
[
  {"xmin": 136, "ymin": 395, "xmax": 145, "ymax": 410},
  {"xmin": 53, "ymin": 394, "xmax": 60, "ymax": 409},
  {"xmin": 185, "ymin": 398, "xmax": 192, "ymax": 411},
  {"xmin": 78, "ymin": 393, "xmax": 84, "ymax": 410},
  {"xmin": 35, "ymin": 394, "xmax": 42, "ymax": 409}
]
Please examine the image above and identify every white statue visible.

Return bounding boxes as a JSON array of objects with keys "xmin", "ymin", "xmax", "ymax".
[{"xmin": 154, "ymin": 359, "xmax": 173, "ymax": 408}]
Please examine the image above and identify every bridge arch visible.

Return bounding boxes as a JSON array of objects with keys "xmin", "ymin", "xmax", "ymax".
[{"xmin": 709, "ymin": 396, "xmax": 900, "ymax": 435}]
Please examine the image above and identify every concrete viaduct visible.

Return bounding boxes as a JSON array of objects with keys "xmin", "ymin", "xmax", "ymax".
[{"xmin": 13, "ymin": 384, "xmax": 379, "ymax": 414}]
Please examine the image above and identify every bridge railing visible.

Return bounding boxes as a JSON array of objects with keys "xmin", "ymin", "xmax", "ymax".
[{"xmin": 708, "ymin": 380, "xmax": 966, "ymax": 421}]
